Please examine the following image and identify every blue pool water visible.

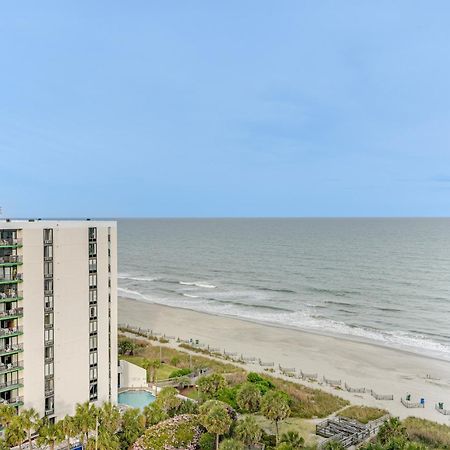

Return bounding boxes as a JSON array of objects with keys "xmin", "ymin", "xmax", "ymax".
[{"xmin": 118, "ymin": 390, "xmax": 156, "ymax": 409}]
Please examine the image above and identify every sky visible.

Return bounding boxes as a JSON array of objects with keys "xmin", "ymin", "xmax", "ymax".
[{"xmin": 1, "ymin": 1, "xmax": 449, "ymax": 217}]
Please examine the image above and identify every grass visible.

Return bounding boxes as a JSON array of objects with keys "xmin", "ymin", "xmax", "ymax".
[
  {"xmin": 180, "ymin": 387, "xmax": 202, "ymax": 401},
  {"xmin": 253, "ymin": 415, "xmax": 318, "ymax": 446},
  {"xmin": 119, "ymin": 334, "xmax": 244, "ymax": 376},
  {"xmin": 119, "ymin": 355, "xmax": 178, "ymax": 381},
  {"xmin": 403, "ymin": 417, "xmax": 450, "ymax": 449},
  {"xmin": 263, "ymin": 375, "xmax": 350, "ymax": 418},
  {"xmin": 339, "ymin": 405, "xmax": 388, "ymax": 424}
]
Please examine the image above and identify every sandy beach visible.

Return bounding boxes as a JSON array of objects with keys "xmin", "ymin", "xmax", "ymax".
[{"xmin": 119, "ymin": 297, "xmax": 450, "ymax": 424}]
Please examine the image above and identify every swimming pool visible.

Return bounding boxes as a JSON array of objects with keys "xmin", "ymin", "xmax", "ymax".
[{"xmin": 118, "ymin": 390, "xmax": 156, "ymax": 409}]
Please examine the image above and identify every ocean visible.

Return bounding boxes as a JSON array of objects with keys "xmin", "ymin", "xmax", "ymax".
[{"xmin": 117, "ymin": 218, "xmax": 450, "ymax": 360}]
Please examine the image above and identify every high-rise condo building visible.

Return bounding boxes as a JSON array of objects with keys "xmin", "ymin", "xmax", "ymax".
[{"xmin": 0, "ymin": 220, "xmax": 118, "ymax": 420}]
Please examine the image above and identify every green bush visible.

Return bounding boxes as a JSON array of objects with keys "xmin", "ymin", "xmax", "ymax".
[
  {"xmin": 247, "ymin": 372, "xmax": 275, "ymax": 395},
  {"xmin": 403, "ymin": 417, "xmax": 450, "ymax": 449},
  {"xmin": 199, "ymin": 433, "xmax": 216, "ymax": 450},
  {"xmin": 216, "ymin": 387, "xmax": 239, "ymax": 410},
  {"xmin": 169, "ymin": 368, "xmax": 192, "ymax": 378},
  {"xmin": 135, "ymin": 414, "xmax": 203, "ymax": 450}
]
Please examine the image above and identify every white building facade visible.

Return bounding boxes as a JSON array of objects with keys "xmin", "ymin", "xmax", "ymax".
[{"xmin": 0, "ymin": 220, "xmax": 118, "ymax": 420}]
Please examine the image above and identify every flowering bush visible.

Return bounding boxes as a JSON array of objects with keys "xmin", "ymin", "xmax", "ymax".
[{"xmin": 132, "ymin": 414, "xmax": 204, "ymax": 450}]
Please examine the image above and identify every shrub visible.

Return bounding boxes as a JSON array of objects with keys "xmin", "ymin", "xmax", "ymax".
[
  {"xmin": 169, "ymin": 368, "xmax": 192, "ymax": 378},
  {"xmin": 403, "ymin": 417, "xmax": 450, "ymax": 449},
  {"xmin": 339, "ymin": 406, "xmax": 387, "ymax": 424},
  {"xmin": 133, "ymin": 414, "xmax": 203, "ymax": 450},
  {"xmin": 216, "ymin": 387, "xmax": 239, "ymax": 410},
  {"xmin": 199, "ymin": 433, "xmax": 216, "ymax": 450},
  {"xmin": 219, "ymin": 438, "xmax": 245, "ymax": 450}
]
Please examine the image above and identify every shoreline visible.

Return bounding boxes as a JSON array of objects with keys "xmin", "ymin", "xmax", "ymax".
[
  {"xmin": 118, "ymin": 292, "xmax": 450, "ymax": 364},
  {"xmin": 119, "ymin": 296, "xmax": 450, "ymax": 424}
]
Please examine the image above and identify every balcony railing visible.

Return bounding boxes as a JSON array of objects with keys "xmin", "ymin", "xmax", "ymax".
[
  {"xmin": 0, "ymin": 274, "xmax": 23, "ymax": 284},
  {"xmin": 0, "ymin": 308, "xmax": 23, "ymax": 319},
  {"xmin": 0, "ymin": 326, "xmax": 23, "ymax": 337},
  {"xmin": 0, "ymin": 378, "xmax": 24, "ymax": 391},
  {"xmin": 0, "ymin": 255, "xmax": 23, "ymax": 265},
  {"xmin": 0, "ymin": 291, "xmax": 23, "ymax": 303},
  {"xmin": 0, "ymin": 343, "xmax": 24, "ymax": 356},
  {"xmin": 0, "ymin": 360, "xmax": 24, "ymax": 375},
  {"xmin": 0, "ymin": 395, "xmax": 23, "ymax": 409},
  {"xmin": 0, "ymin": 238, "xmax": 22, "ymax": 248}
]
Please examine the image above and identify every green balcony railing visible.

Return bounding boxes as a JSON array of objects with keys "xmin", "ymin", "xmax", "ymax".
[
  {"xmin": 0, "ymin": 378, "xmax": 24, "ymax": 393},
  {"xmin": 0, "ymin": 344, "xmax": 24, "ymax": 357},
  {"xmin": 0, "ymin": 238, "xmax": 22, "ymax": 249},
  {"xmin": 0, "ymin": 308, "xmax": 23, "ymax": 321},
  {"xmin": 0, "ymin": 256, "xmax": 23, "ymax": 267},
  {"xmin": 0, "ymin": 292, "xmax": 23, "ymax": 304},
  {"xmin": 0, "ymin": 274, "xmax": 23, "ymax": 285},
  {"xmin": 0, "ymin": 361, "xmax": 24, "ymax": 376},
  {"xmin": 0, "ymin": 327, "xmax": 23, "ymax": 339}
]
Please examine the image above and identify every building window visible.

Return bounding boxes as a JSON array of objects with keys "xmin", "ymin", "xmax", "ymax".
[
  {"xmin": 45, "ymin": 362, "xmax": 54, "ymax": 377},
  {"xmin": 44, "ymin": 312, "xmax": 54, "ymax": 328},
  {"xmin": 43, "ymin": 229, "xmax": 53, "ymax": 243},
  {"xmin": 44, "ymin": 245, "xmax": 53, "ymax": 260},
  {"xmin": 44, "ymin": 261, "xmax": 53, "ymax": 277},
  {"xmin": 44, "ymin": 328, "xmax": 54, "ymax": 344},
  {"xmin": 89, "ymin": 274, "xmax": 97, "ymax": 288},
  {"xmin": 89, "ymin": 335, "xmax": 98, "ymax": 351},
  {"xmin": 89, "ymin": 243, "xmax": 97, "ymax": 257},
  {"xmin": 89, "ymin": 289, "xmax": 97, "ymax": 304},
  {"xmin": 89, "ymin": 227, "xmax": 97, "ymax": 241},
  {"xmin": 89, "ymin": 258, "xmax": 97, "ymax": 273},
  {"xmin": 89, "ymin": 351, "xmax": 98, "ymax": 366},
  {"xmin": 89, "ymin": 383, "xmax": 98, "ymax": 401},
  {"xmin": 44, "ymin": 346, "xmax": 54, "ymax": 361},
  {"xmin": 90, "ymin": 366, "xmax": 98, "ymax": 381},
  {"xmin": 44, "ymin": 279, "xmax": 53, "ymax": 294},
  {"xmin": 44, "ymin": 296, "xmax": 54, "ymax": 310},
  {"xmin": 89, "ymin": 320, "xmax": 98, "ymax": 334}
]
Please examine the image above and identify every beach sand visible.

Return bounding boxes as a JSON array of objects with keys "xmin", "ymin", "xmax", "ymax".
[{"xmin": 119, "ymin": 297, "xmax": 450, "ymax": 424}]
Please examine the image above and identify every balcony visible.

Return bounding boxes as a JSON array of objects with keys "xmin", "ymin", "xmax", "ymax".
[
  {"xmin": 0, "ymin": 308, "xmax": 23, "ymax": 321},
  {"xmin": 0, "ymin": 255, "xmax": 23, "ymax": 267},
  {"xmin": 0, "ymin": 238, "xmax": 22, "ymax": 249},
  {"xmin": 0, "ymin": 378, "xmax": 24, "ymax": 393},
  {"xmin": 0, "ymin": 395, "xmax": 23, "ymax": 408},
  {"xmin": 0, "ymin": 274, "xmax": 23, "ymax": 285},
  {"xmin": 0, "ymin": 344, "xmax": 24, "ymax": 357},
  {"xmin": 0, "ymin": 291, "xmax": 23, "ymax": 303},
  {"xmin": 0, "ymin": 360, "xmax": 24, "ymax": 376},
  {"xmin": 0, "ymin": 327, "xmax": 23, "ymax": 339}
]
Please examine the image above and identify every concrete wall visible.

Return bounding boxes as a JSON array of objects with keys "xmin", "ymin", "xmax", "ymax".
[{"xmin": 119, "ymin": 360, "xmax": 147, "ymax": 388}]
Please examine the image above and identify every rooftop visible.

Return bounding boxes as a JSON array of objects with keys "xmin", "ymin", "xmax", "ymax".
[{"xmin": 0, "ymin": 219, "xmax": 116, "ymax": 229}]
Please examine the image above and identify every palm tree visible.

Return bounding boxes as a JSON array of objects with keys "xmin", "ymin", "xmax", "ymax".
[
  {"xmin": 200, "ymin": 404, "xmax": 233, "ymax": 450},
  {"xmin": 19, "ymin": 408, "xmax": 40, "ymax": 450},
  {"xmin": 98, "ymin": 402, "xmax": 121, "ymax": 434},
  {"xmin": 280, "ymin": 431, "xmax": 304, "ymax": 449},
  {"xmin": 86, "ymin": 430, "xmax": 120, "ymax": 450},
  {"xmin": 5, "ymin": 415, "xmax": 26, "ymax": 450},
  {"xmin": 234, "ymin": 416, "xmax": 262, "ymax": 448},
  {"xmin": 57, "ymin": 415, "xmax": 78, "ymax": 450},
  {"xmin": 154, "ymin": 387, "xmax": 182, "ymax": 415},
  {"xmin": 236, "ymin": 383, "xmax": 262, "ymax": 413},
  {"xmin": 198, "ymin": 373, "xmax": 227, "ymax": 399},
  {"xmin": 118, "ymin": 408, "xmax": 146, "ymax": 449},
  {"xmin": 37, "ymin": 419, "xmax": 63, "ymax": 450},
  {"xmin": 0, "ymin": 404, "xmax": 16, "ymax": 428},
  {"xmin": 74, "ymin": 401, "xmax": 98, "ymax": 447},
  {"xmin": 260, "ymin": 391, "xmax": 290, "ymax": 444},
  {"xmin": 219, "ymin": 438, "xmax": 245, "ymax": 450}
]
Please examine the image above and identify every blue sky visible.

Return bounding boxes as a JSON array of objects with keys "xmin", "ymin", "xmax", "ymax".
[{"xmin": 1, "ymin": 1, "xmax": 449, "ymax": 217}]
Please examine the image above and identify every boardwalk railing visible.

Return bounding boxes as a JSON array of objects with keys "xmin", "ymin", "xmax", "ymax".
[
  {"xmin": 435, "ymin": 404, "xmax": 450, "ymax": 415},
  {"xmin": 370, "ymin": 390, "xmax": 394, "ymax": 400},
  {"xmin": 344, "ymin": 382, "xmax": 367, "ymax": 393},
  {"xmin": 323, "ymin": 376, "xmax": 342, "ymax": 386},
  {"xmin": 259, "ymin": 359, "xmax": 274, "ymax": 367},
  {"xmin": 401, "ymin": 398, "xmax": 424, "ymax": 408},
  {"xmin": 299, "ymin": 371, "xmax": 318, "ymax": 380},
  {"xmin": 279, "ymin": 366, "xmax": 296, "ymax": 375}
]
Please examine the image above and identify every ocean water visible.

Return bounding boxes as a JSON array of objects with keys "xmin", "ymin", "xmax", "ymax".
[{"xmin": 117, "ymin": 218, "xmax": 450, "ymax": 360}]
